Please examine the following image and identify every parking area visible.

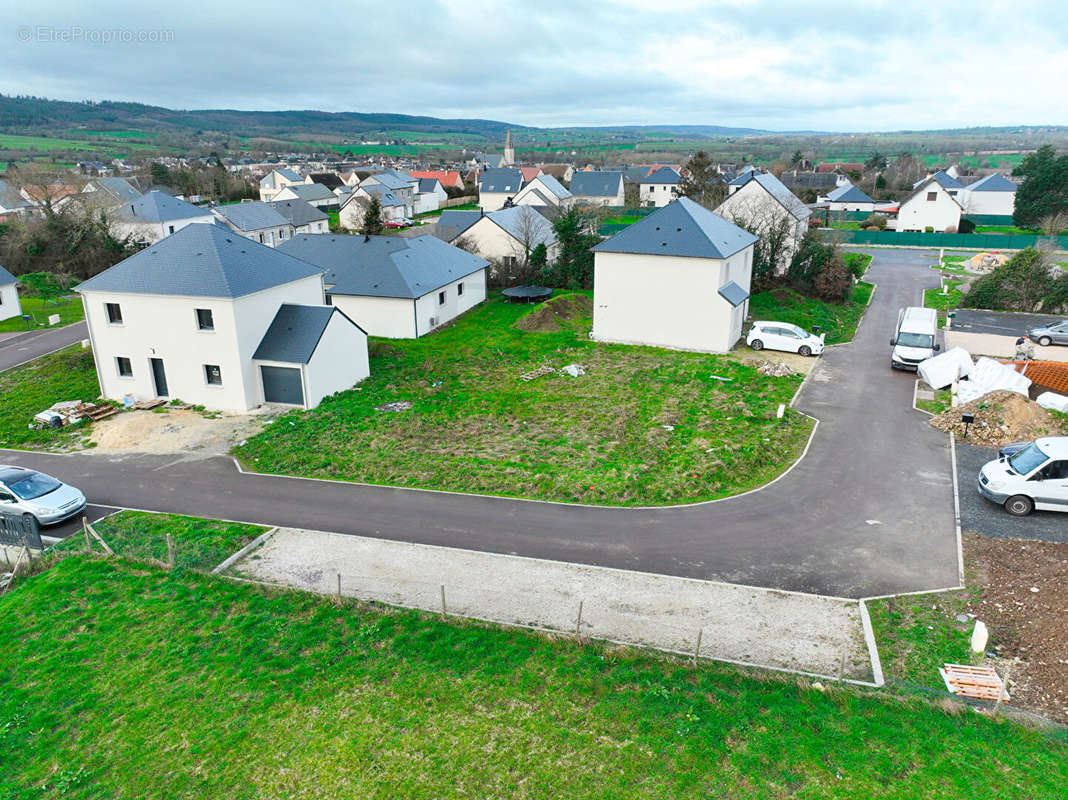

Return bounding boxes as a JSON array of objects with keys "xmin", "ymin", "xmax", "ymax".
[
  {"xmin": 946, "ymin": 309, "xmax": 1068, "ymax": 360},
  {"xmin": 955, "ymin": 442, "xmax": 1067, "ymax": 542}
]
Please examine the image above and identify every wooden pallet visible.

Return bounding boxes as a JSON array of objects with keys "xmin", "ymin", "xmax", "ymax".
[
  {"xmin": 133, "ymin": 399, "xmax": 166, "ymax": 410},
  {"xmin": 519, "ymin": 365, "xmax": 556, "ymax": 382},
  {"xmin": 939, "ymin": 663, "xmax": 1008, "ymax": 702},
  {"xmin": 82, "ymin": 404, "xmax": 119, "ymax": 421}
]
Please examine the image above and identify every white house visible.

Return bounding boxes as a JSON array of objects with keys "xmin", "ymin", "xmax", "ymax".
[
  {"xmin": 271, "ymin": 182, "xmax": 339, "ymax": 210},
  {"xmin": 893, "ymin": 176, "xmax": 963, "ymax": 232},
  {"xmin": 109, "ymin": 191, "xmax": 216, "ymax": 245},
  {"xmin": 267, "ymin": 199, "xmax": 330, "ymax": 235},
  {"xmin": 213, "ymin": 202, "xmax": 295, "ymax": 247},
  {"xmin": 414, "ymin": 178, "xmax": 448, "ymax": 215},
  {"xmin": 569, "ymin": 171, "xmax": 625, "ymax": 207},
  {"xmin": 76, "ymin": 224, "xmax": 369, "ymax": 412},
  {"xmin": 0, "ymin": 265, "xmax": 22, "ymax": 322},
  {"xmin": 338, "ymin": 185, "xmax": 407, "ymax": 229},
  {"xmin": 438, "ymin": 206, "xmax": 559, "ymax": 270},
  {"xmin": 714, "ymin": 171, "xmax": 810, "ymax": 267},
  {"xmin": 259, "ymin": 168, "xmax": 303, "ymax": 201},
  {"xmin": 591, "ymin": 198, "xmax": 758, "ymax": 353},
  {"xmin": 0, "ymin": 180, "xmax": 34, "ymax": 217},
  {"xmin": 639, "ymin": 167, "xmax": 681, "ymax": 207},
  {"xmin": 912, "ymin": 170, "xmax": 965, "ymax": 202},
  {"xmin": 280, "ymin": 234, "xmax": 489, "ymax": 338},
  {"xmin": 478, "ymin": 169, "xmax": 525, "ymax": 211},
  {"xmin": 511, "ymin": 173, "xmax": 573, "ymax": 208},
  {"xmin": 360, "ymin": 170, "xmax": 417, "ymax": 215},
  {"xmin": 960, "ymin": 173, "xmax": 1017, "ymax": 216},
  {"xmin": 819, "ymin": 182, "xmax": 876, "ymax": 212}
]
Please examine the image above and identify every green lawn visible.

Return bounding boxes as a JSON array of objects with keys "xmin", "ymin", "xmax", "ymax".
[
  {"xmin": 0, "ymin": 346, "xmax": 99, "ymax": 450},
  {"xmin": 973, "ymin": 225, "xmax": 1065, "ymax": 235},
  {"xmin": 52, "ymin": 511, "xmax": 266, "ymax": 571},
  {"xmin": 830, "ymin": 221, "xmax": 860, "ymax": 230},
  {"xmin": 414, "ymin": 202, "xmax": 479, "ymax": 219},
  {"xmin": 748, "ymin": 281, "xmax": 875, "ymax": 345},
  {"xmin": 235, "ymin": 294, "xmax": 814, "ymax": 506},
  {"xmin": 0, "ymin": 295, "xmax": 84, "ymax": 332},
  {"xmin": 1, "ymin": 556, "xmax": 1064, "ymax": 799},
  {"xmin": 940, "ymin": 254, "xmax": 968, "ymax": 264},
  {"xmin": 924, "ymin": 279, "xmax": 965, "ymax": 313},
  {"xmin": 915, "ymin": 388, "xmax": 952, "ymax": 415}
]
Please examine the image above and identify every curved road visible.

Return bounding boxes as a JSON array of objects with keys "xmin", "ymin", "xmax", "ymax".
[{"xmin": 1, "ymin": 251, "xmax": 959, "ymax": 598}]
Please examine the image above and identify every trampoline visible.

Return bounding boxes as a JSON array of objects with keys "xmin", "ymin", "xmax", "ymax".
[{"xmin": 502, "ymin": 285, "xmax": 553, "ymax": 303}]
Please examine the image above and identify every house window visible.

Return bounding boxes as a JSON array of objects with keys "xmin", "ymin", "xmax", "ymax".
[
  {"xmin": 195, "ymin": 308, "xmax": 214, "ymax": 330},
  {"xmin": 438, "ymin": 291, "xmax": 446, "ymax": 305},
  {"xmin": 279, "ymin": 229, "xmax": 287, "ymax": 240},
  {"xmin": 204, "ymin": 364, "xmax": 223, "ymax": 386},
  {"xmin": 168, "ymin": 225, "xmax": 175, "ymax": 234},
  {"xmin": 106, "ymin": 302, "xmax": 123, "ymax": 324},
  {"xmin": 116, "ymin": 356, "xmax": 133, "ymax": 377},
  {"xmin": 503, "ymin": 255, "xmax": 517, "ymax": 267},
  {"xmin": 259, "ymin": 233, "xmax": 265, "ymax": 243},
  {"xmin": 457, "ymin": 282, "xmax": 464, "ymax": 296},
  {"xmin": 926, "ymin": 192, "xmax": 937, "ymax": 202},
  {"xmin": 325, "ymin": 295, "xmax": 333, "ymax": 305}
]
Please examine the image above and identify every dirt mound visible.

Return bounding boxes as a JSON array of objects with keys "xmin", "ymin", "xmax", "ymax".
[
  {"xmin": 929, "ymin": 390, "xmax": 1068, "ymax": 445},
  {"xmin": 514, "ymin": 294, "xmax": 592, "ymax": 332}
]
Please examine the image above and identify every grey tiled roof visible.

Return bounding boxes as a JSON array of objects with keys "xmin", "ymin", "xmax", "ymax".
[
  {"xmin": 111, "ymin": 190, "xmax": 211, "ymax": 223},
  {"xmin": 570, "ymin": 171, "xmax": 623, "ymax": 197},
  {"xmin": 826, "ymin": 184, "xmax": 875, "ymax": 203},
  {"xmin": 417, "ymin": 178, "xmax": 441, "ymax": 193},
  {"xmin": 91, "ymin": 177, "xmax": 142, "ymax": 203},
  {"xmin": 0, "ymin": 180, "xmax": 30, "ymax": 210},
  {"xmin": 718, "ymin": 281, "xmax": 749, "ymax": 307},
  {"xmin": 479, "ymin": 169, "xmax": 524, "ymax": 194},
  {"xmin": 436, "ymin": 210, "xmax": 482, "ymax": 240},
  {"xmin": 966, "ymin": 173, "xmax": 1017, "ymax": 192},
  {"xmin": 252, "ymin": 304, "xmax": 358, "ymax": 363},
  {"xmin": 530, "ymin": 173, "xmax": 571, "ymax": 199},
  {"xmin": 591, "ymin": 197, "xmax": 757, "ymax": 259},
  {"xmin": 728, "ymin": 172, "xmax": 811, "ymax": 220},
  {"xmin": 76, "ymin": 223, "xmax": 324, "ymax": 298},
  {"xmin": 280, "ymin": 183, "xmax": 335, "ymax": 202},
  {"xmin": 360, "ymin": 185, "xmax": 405, "ymax": 208},
  {"xmin": 214, "ymin": 201, "xmax": 292, "ymax": 231},
  {"xmin": 485, "ymin": 206, "xmax": 556, "ymax": 246},
  {"xmin": 0, "ymin": 264, "xmax": 16, "ymax": 285},
  {"xmin": 268, "ymin": 199, "xmax": 329, "ymax": 227},
  {"xmin": 914, "ymin": 170, "xmax": 964, "ymax": 190},
  {"xmin": 642, "ymin": 167, "xmax": 681, "ymax": 185},
  {"xmin": 279, "ymin": 233, "xmax": 488, "ymax": 299},
  {"xmin": 277, "ymin": 168, "xmax": 302, "ymax": 181},
  {"xmin": 364, "ymin": 170, "xmax": 414, "ymax": 190}
]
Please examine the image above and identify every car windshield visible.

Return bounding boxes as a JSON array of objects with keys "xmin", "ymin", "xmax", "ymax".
[
  {"xmin": 1008, "ymin": 443, "xmax": 1048, "ymax": 476},
  {"xmin": 7, "ymin": 472, "xmax": 62, "ymax": 500},
  {"xmin": 896, "ymin": 332, "xmax": 934, "ymax": 348}
]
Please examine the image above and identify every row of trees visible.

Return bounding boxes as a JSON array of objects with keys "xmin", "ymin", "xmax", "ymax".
[{"xmin": 0, "ymin": 205, "xmax": 138, "ymax": 280}]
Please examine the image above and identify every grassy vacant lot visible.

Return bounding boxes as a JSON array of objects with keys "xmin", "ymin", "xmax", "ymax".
[
  {"xmin": 0, "ymin": 295, "xmax": 84, "ymax": 332},
  {"xmin": 924, "ymin": 279, "xmax": 965, "ymax": 313},
  {"xmin": 1, "ymin": 557, "xmax": 1064, "ymax": 799},
  {"xmin": 236, "ymin": 294, "xmax": 813, "ymax": 506},
  {"xmin": 54, "ymin": 511, "xmax": 266, "ymax": 571},
  {"xmin": 0, "ymin": 346, "xmax": 99, "ymax": 450},
  {"xmin": 749, "ymin": 280, "xmax": 874, "ymax": 345}
]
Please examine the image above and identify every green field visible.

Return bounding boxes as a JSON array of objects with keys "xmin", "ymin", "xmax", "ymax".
[
  {"xmin": 0, "ymin": 345, "xmax": 99, "ymax": 450},
  {"xmin": 0, "ymin": 295, "xmax": 84, "ymax": 332},
  {"xmin": 1, "ymin": 555, "xmax": 1064, "ymax": 799},
  {"xmin": 749, "ymin": 281, "xmax": 875, "ymax": 345},
  {"xmin": 0, "ymin": 132, "xmax": 157, "ymax": 154},
  {"xmin": 235, "ymin": 293, "xmax": 814, "ymax": 506}
]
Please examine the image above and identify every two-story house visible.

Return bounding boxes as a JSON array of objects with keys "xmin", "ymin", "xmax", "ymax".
[
  {"xmin": 258, "ymin": 168, "xmax": 303, "ymax": 201},
  {"xmin": 639, "ymin": 167, "xmax": 681, "ymax": 207},
  {"xmin": 212, "ymin": 202, "xmax": 295, "ymax": 247},
  {"xmin": 76, "ymin": 224, "xmax": 369, "ymax": 411},
  {"xmin": 109, "ymin": 191, "xmax": 216, "ymax": 245}
]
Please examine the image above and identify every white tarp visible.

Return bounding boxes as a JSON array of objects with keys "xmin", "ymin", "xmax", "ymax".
[
  {"xmin": 957, "ymin": 357, "xmax": 1032, "ymax": 404},
  {"xmin": 918, "ymin": 347, "xmax": 974, "ymax": 389},
  {"xmin": 1036, "ymin": 391, "xmax": 1068, "ymax": 413}
]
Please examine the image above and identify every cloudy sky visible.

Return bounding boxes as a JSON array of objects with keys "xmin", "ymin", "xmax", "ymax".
[{"xmin": 3, "ymin": 0, "xmax": 1066, "ymax": 131}]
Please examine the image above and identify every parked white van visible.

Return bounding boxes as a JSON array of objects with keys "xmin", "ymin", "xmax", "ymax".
[
  {"xmin": 978, "ymin": 437, "xmax": 1068, "ymax": 516},
  {"xmin": 890, "ymin": 306, "xmax": 939, "ymax": 370}
]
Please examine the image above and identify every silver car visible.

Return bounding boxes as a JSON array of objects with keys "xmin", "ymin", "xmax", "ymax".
[
  {"xmin": 1027, "ymin": 320, "xmax": 1068, "ymax": 347},
  {"xmin": 0, "ymin": 466, "xmax": 87, "ymax": 526}
]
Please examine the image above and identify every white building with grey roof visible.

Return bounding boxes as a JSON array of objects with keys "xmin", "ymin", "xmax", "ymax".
[
  {"xmin": 109, "ymin": 190, "xmax": 216, "ymax": 245},
  {"xmin": 77, "ymin": 224, "xmax": 369, "ymax": 411},
  {"xmin": 212, "ymin": 201, "xmax": 295, "ymax": 247},
  {"xmin": 477, "ymin": 169, "xmax": 526, "ymax": 211},
  {"xmin": 280, "ymin": 233, "xmax": 488, "ymax": 338},
  {"xmin": 436, "ymin": 206, "xmax": 558, "ymax": 278},
  {"xmin": 0, "ymin": 264, "xmax": 22, "ymax": 322},
  {"xmin": 715, "ymin": 171, "xmax": 811, "ymax": 269},
  {"xmin": 569, "ymin": 171, "xmax": 625, "ymax": 207},
  {"xmin": 590, "ymin": 197, "xmax": 758, "ymax": 353}
]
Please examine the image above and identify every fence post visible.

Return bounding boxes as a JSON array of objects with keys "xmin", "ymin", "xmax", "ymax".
[
  {"xmin": 336, "ymin": 573, "xmax": 342, "ymax": 602},
  {"xmin": 166, "ymin": 534, "xmax": 175, "ymax": 568},
  {"xmin": 692, "ymin": 629, "xmax": 703, "ymax": 666},
  {"xmin": 575, "ymin": 600, "xmax": 583, "ymax": 641},
  {"xmin": 83, "ymin": 516, "xmax": 92, "ymax": 554},
  {"xmin": 440, "ymin": 584, "xmax": 447, "ymax": 618}
]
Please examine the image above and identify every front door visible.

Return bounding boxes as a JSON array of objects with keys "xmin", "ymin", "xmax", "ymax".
[{"xmin": 149, "ymin": 358, "xmax": 169, "ymax": 397}]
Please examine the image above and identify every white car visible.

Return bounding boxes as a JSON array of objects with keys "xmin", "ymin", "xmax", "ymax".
[
  {"xmin": 978, "ymin": 437, "xmax": 1068, "ymax": 516},
  {"xmin": 747, "ymin": 321, "xmax": 825, "ymax": 357}
]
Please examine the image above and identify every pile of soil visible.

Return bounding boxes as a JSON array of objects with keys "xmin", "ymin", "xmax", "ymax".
[
  {"xmin": 514, "ymin": 294, "xmax": 592, "ymax": 332},
  {"xmin": 964, "ymin": 533, "xmax": 1068, "ymax": 724},
  {"xmin": 928, "ymin": 390, "xmax": 1067, "ymax": 445}
]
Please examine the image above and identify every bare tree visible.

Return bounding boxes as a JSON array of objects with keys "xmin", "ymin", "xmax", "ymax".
[{"xmin": 507, "ymin": 207, "xmax": 554, "ymax": 274}]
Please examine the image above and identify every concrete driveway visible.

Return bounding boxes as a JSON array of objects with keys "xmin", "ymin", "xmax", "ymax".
[{"xmin": 1, "ymin": 250, "xmax": 961, "ymax": 598}]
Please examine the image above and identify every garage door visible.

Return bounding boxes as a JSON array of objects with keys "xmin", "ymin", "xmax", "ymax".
[{"xmin": 260, "ymin": 366, "xmax": 304, "ymax": 405}]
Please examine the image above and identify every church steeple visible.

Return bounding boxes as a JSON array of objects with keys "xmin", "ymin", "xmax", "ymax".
[{"xmin": 503, "ymin": 129, "xmax": 515, "ymax": 166}]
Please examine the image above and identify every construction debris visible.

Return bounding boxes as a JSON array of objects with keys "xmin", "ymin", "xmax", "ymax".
[
  {"xmin": 519, "ymin": 365, "xmax": 556, "ymax": 382},
  {"xmin": 559, "ymin": 364, "xmax": 586, "ymax": 378},
  {"xmin": 375, "ymin": 401, "xmax": 413, "ymax": 413},
  {"xmin": 939, "ymin": 663, "xmax": 1008, "ymax": 702},
  {"xmin": 31, "ymin": 400, "xmax": 117, "ymax": 429},
  {"xmin": 756, "ymin": 361, "xmax": 794, "ymax": 377},
  {"xmin": 929, "ymin": 390, "xmax": 1068, "ymax": 445}
]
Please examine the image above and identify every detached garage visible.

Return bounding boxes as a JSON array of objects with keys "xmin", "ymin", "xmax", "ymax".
[{"xmin": 253, "ymin": 303, "xmax": 370, "ymax": 408}]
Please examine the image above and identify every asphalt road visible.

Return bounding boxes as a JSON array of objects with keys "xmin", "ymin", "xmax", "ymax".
[
  {"xmin": 956, "ymin": 442, "xmax": 1068, "ymax": 543},
  {"xmin": 0, "ymin": 321, "xmax": 88, "ymax": 371},
  {"xmin": 0, "ymin": 249, "xmax": 962, "ymax": 599},
  {"xmin": 950, "ymin": 309, "xmax": 1067, "ymax": 337}
]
